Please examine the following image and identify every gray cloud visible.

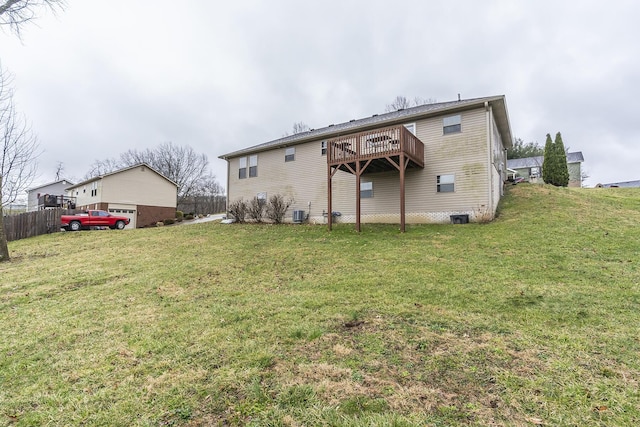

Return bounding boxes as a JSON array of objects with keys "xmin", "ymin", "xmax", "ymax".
[{"xmin": 1, "ymin": 0, "xmax": 638, "ymax": 190}]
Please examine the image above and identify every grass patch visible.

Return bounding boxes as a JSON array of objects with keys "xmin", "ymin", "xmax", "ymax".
[{"xmin": 1, "ymin": 185, "xmax": 640, "ymax": 425}]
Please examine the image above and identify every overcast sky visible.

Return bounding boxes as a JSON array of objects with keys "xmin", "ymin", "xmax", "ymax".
[{"xmin": 1, "ymin": 0, "xmax": 639, "ymax": 191}]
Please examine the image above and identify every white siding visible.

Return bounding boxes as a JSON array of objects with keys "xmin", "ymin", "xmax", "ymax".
[
  {"xmin": 227, "ymin": 106, "xmax": 505, "ymax": 224},
  {"xmin": 101, "ymin": 166, "xmax": 176, "ymax": 208}
]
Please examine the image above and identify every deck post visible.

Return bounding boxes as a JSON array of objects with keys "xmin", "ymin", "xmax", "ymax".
[
  {"xmin": 327, "ymin": 164, "xmax": 332, "ymax": 231},
  {"xmin": 355, "ymin": 160, "xmax": 361, "ymax": 232},
  {"xmin": 400, "ymin": 152, "xmax": 406, "ymax": 232}
]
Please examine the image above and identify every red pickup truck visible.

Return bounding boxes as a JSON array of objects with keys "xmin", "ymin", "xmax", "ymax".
[{"xmin": 61, "ymin": 210, "xmax": 130, "ymax": 231}]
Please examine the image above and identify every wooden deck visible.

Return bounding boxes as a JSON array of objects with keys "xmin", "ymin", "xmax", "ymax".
[
  {"xmin": 327, "ymin": 125, "xmax": 424, "ymax": 174},
  {"xmin": 326, "ymin": 125, "xmax": 425, "ymax": 233}
]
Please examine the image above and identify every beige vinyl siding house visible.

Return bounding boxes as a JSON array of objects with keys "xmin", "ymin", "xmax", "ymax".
[
  {"xmin": 65, "ymin": 164, "xmax": 177, "ymax": 228},
  {"xmin": 221, "ymin": 95, "xmax": 513, "ymax": 227}
]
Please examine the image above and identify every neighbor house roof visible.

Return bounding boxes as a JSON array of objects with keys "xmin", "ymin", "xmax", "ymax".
[
  {"xmin": 65, "ymin": 163, "xmax": 178, "ymax": 190},
  {"xmin": 600, "ymin": 180, "xmax": 640, "ymax": 188},
  {"xmin": 507, "ymin": 151, "xmax": 584, "ymax": 169},
  {"xmin": 219, "ymin": 95, "xmax": 513, "ymax": 159},
  {"xmin": 26, "ymin": 179, "xmax": 74, "ymax": 193}
]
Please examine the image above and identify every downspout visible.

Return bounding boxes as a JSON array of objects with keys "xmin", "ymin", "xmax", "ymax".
[
  {"xmin": 484, "ymin": 101, "xmax": 493, "ymax": 215},
  {"xmin": 225, "ymin": 157, "xmax": 230, "ymax": 216}
]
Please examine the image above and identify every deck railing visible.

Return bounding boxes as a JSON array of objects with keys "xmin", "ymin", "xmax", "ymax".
[
  {"xmin": 38, "ymin": 194, "xmax": 77, "ymax": 210},
  {"xmin": 327, "ymin": 125, "xmax": 424, "ymax": 168}
]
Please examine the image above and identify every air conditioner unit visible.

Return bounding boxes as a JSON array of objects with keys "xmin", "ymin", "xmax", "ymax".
[{"xmin": 292, "ymin": 210, "xmax": 305, "ymax": 223}]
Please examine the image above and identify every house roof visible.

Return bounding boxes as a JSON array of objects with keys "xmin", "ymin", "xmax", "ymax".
[
  {"xmin": 65, "ymin": 163, "xmax": 178, "ymax": 190},
  {"xmin": 507, "ymin": 151, "xmax": 584, "ymax": 169},
  {"xmin": 600, "ymin": 180, "xmax": 640, "ymax": 188},
  {"xmin": 219, "ymin": 95, "xmax": 513, "ymax": 159},
  {"xmin": 26, "ymin": 179, "xmax": 75, "ymax": 193}
]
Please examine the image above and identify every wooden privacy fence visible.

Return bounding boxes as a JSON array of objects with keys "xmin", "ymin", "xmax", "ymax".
[{"xmin": 2, "ymin": 208, "xmax": 66, "ymax": 242}]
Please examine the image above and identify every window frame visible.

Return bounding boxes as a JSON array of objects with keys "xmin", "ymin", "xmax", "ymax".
[
  {"xmin": 404, "ymin": 123, "xmax": 416, "ymax": 135},
  {"xmin": 249, "ymin": 155, "xmax": 258, "ymax": 178},
  {"xmin": 238, "ymin": 157, "xmax": 247, "ymax": 179},
  {"xmin": 360, "ymin": 181, "xmax": 374, "ymax": 198},
  {"xmin": 437, "ymin": 174, "xmax": 455, "ymax": 193},
  {"xmin": 443, "ymin": 115, "xmax": 462, "ymax": 135},
  {"xmin": 285, "ymin": 147, "xmax": 295, "ymax": 162},
  {"xmin": 321, "ymin": 141, "xmax": 327, "ymax": 156}
]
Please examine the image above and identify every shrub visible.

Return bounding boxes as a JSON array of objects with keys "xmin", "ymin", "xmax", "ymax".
[
  {"xmin": 176, "ymin": 210, "xmax": 184, "ymax": 219},
  {"xmin": 163, "ymin": 218, "xmax": 175, "ymax": 225},
  {"xmin": 228, "ymin": 199, "xmax": 248, "ymax": 223},
  {"xmin": 247, "ymin": 197, "xmax": 266, "ymax": 223},
  {"xmin": 265, "ymin": 194, "xmax": 293, "ymax": 224},
  {"xmin": 185, "ymin": 214, "xmax": 194, "ymax": 220}
]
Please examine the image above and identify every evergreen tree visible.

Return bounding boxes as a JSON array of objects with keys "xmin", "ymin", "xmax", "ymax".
[
  {"xmin": 553, "ymin": 132, "xmax": 569, "ymax": 187},
  {"xmin": 542, "ymin": 133, "xmax": 554, "ymax": 184}
]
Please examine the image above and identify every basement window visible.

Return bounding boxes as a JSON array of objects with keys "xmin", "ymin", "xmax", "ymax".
[
  {"xmin": 437, "ymin": 174, "xmax": 455, "ymax": 193},
  {"xmin": 360, "ymin": 181, "xmax": 373, "ymax": 198},
  {"xmin": 443, "ymin": 115, "xmax": 461, "ymax": 135},
  {"xmin": 239, "ymin": 157, "xmax": 247, "ymax": 179},
  {"xmin": 285, "ymin": 147, "xmax": 295, "ymax": 162},
  {"xmin": 249, "ymin": 155, "xmax": 258, "ymax": 177}
]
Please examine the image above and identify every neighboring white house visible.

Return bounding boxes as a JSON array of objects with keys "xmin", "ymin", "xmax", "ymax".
[
  {"xmin": 507, "ymin": 152, "xmax": 585, "ymax": 187},
  {"xmin": 26, "ymin": 179, "xmax": 75, "ymax": 212},
  {"xmin": 220, "ymin": 95, "xmax": 513, "ymax": 230},
  {"xmin": 596, "ymin": 180, "xmax": 640, "ymax": 188},
  {"xmin": 64, "ymin": 163, "xmax": 177, "ymax": 228}
]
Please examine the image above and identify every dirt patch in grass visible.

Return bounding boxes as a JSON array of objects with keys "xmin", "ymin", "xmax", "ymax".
[{"xmin": 273, "ymin": 314, "xmax": 545, "ymax": 424}]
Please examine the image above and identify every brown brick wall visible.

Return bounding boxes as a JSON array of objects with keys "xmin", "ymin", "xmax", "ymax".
[
  {"xmin": 136, "ymin": 205, "xmax": 176, "ymax": 228},
  {"xmin": 77, "ymin": 202, "xmax": 109, "ymax": 211}
]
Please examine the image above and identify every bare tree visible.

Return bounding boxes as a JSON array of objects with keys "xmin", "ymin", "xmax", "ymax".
[
  {"xmin": 84, "ymin": 142, "xmax": 217, "ymax": 206},
  {"xmin": 0, "ymin": 0, "xmax": 66, "ymax": 38},
  {"xmin": 54, "ymin": 160, "xmax": 63, "ymax": 180},
  {"xmin": 385, "ymin": 96, "xmax": 411, "ymax": 112},
  {"xmin": 82, "ymin": 157, "xmax": 122, "ymax": 180},
  {"xmin": 292, "ymin": 121, "xmax": 309, "ymax": 134},
  {"xmin": 385, "ymin": 95, "xmax": 437, "ymax": 112},
  {"xmin": 1, "ymin": 66, "xmax": 39, "ymax": 208},
  {"xmin": 1, "ymin": 66, "xmax": 40, "ymax": 262},
  {"xmin": 1, "ymin": 1, "xmax": 66, "ymax": 262},
  {"xmin": 0, "ymin": 175, "xmax": 8, "ymax": 261}
]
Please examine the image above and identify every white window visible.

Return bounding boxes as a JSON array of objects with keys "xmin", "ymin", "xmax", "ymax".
[
  {"xmin": 530, "ymin": 166, "xmax": 540, "ymax": 177},
  {"xmin": 443, "ymin": 115, "xmax": 461, "ymax": 134},
  {"xmin": 360, "ymin": 181, "xmax": 373, "ymax": 198},
  {"xmin": 239, "ymin": 157, "xmax": 247, "ymax": 179},
  {"xmin": 437, "ymin": 174, "xmax": 455, "ymax": 193},
  {"xmin": 404, "ymin": 123, "xmax": 416, "ymax": 135},
  {"xmin": 285, "ymin": 147, "xmax": 295, "ymax": 162},
  {"xmin": 249, "ymin": 155, "xmax": 258, "ymax": 177},
  {"xmin": 90, "ymin": 181, "xmax": 98, "ymax": 197},
  {"xmin": 257, "ymin": 192, "xmax": 267, "ymax": 201},
  {"xmin": 321, "ymin": 141, "xmax": 327, "ymax": 156}
]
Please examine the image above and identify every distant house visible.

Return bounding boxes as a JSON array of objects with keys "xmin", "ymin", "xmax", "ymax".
[
  {"xmin": 64, "ymin": 163, "xmax": 177, "ymax": 228},
  {"xmin": 507, "ymin": 151, "xmax": 584, "ymax": 187},
  {"xmin": 220, "ymin": 95, "xmax": 513, "ymax": 229},
  {"xmin": 596, "ymin": 180, "xmax": 640, "ymax": 188},
  {"xmin": 26, "ymin": 179, "xmax": 75, "ymax": 212}
]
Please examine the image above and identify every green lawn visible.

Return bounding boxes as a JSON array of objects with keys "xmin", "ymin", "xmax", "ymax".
[{"xmin": 1, "ymin": 184, "xmax": 639, "ymax": 426}]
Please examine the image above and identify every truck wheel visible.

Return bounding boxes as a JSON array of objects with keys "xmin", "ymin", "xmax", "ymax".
[
  {"xmin": 70, "ymin": 221, "xmax": 81, "ymax": 232},
  {"xmin": 115, "ymin": 220, "xmax": 126, "ymax": 230}
]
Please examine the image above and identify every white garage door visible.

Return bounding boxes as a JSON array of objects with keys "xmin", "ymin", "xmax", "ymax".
[{"xmin": 108, "ymin": 204, "xmax": 137, "ymax": 229}]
